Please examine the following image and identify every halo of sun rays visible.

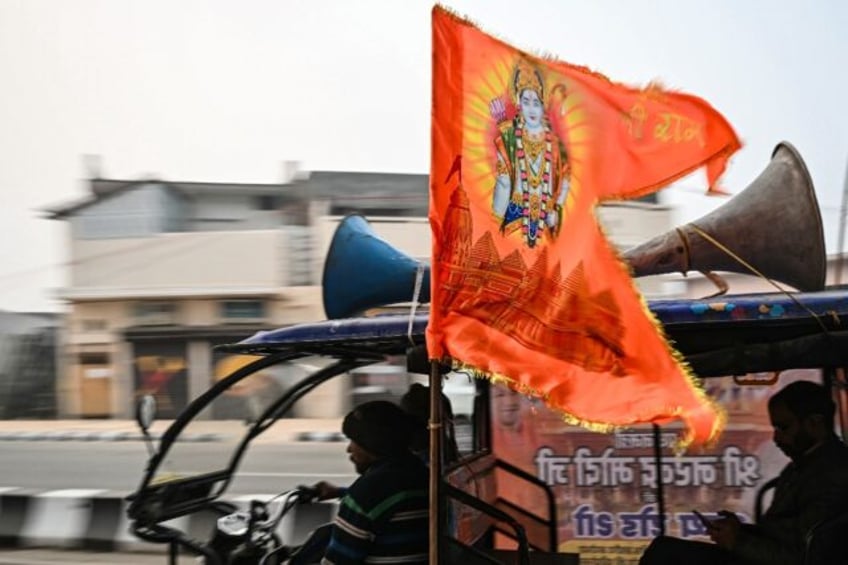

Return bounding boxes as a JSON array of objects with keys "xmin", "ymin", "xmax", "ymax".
[
  {"xmin": 463, "ymin": 53, "xmax": 595, "ymax": 236},
  {"xmin": 463, "ymin": 58, "xmax": 511, "ymax": 200}
]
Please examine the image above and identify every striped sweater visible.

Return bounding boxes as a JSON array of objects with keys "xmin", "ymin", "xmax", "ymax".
[{"xmin": 322, "ymin": 452, "xmax": 429, "ymax": 564}]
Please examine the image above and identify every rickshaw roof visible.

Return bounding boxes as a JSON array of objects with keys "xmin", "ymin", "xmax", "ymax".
[{"xmin": 219, "ymin": 289, "xmax": 848, "ymax": 377}]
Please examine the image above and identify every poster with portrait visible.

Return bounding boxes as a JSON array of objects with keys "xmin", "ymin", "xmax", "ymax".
[
  {"xmin": 133, "ymin": 340, "xmax": 188, "ymax": 419},
  {"xmin": 491, "ymin": 369, "xmax": 820, "ymax": 564}
]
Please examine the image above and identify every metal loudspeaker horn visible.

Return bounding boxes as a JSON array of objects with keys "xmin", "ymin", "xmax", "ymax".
[
  {"xmin": 622, "ymin": 141, "xmax": 826, "ymax": 294},
  {"xmin": 322, "ymin": 214, "xmax": 431, "ymax": 320}
]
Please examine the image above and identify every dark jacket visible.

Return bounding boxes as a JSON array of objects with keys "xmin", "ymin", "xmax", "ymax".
[
  {"xmin": 322, "ymin": 452, "xmax": 429, "ymax": 564},
  {"xmin": 734, "ymin": 437, "xmax": 848, "ymax": 565}
]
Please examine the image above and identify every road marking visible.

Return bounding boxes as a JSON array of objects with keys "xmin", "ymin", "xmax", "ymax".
[
  {"xmin": 237, "ymin": 472, "xmax": 354, "ymax": 478},
  {"xmin": 39, "ymin": 489, "xmax": 108, "ymax": 498}
]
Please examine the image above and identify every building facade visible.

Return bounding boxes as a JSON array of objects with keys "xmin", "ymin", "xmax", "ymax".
[{"xmin": 48, "ymin": 168, "xmax": 677, "ymax": 419}]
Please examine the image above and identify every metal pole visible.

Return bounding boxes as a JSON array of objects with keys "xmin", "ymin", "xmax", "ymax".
[
  {"xmin": 835, "ymin": 156, "xmax": 848, "ymax": 286},
  {"xmin": 428, "ymin": 359, "xmax": 442, "ymax": 565},
  {"xmin": 652, "ymin": 424, "xmax": 666, "ymax": 536},
  {"xmin": 169, "ymin": 540, "xmax": 178, "ymax": 564}
]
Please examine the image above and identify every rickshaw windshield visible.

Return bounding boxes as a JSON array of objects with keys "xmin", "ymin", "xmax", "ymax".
[
  {"xmin": 149, "ymin": 353, "xmax": 334, "ymax": 486},
  {"xmin": 135, "ymin": 315, "xmax": 432, "ymax": 503}
]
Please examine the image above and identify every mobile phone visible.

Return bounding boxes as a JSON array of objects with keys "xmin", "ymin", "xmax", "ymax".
[{"xmin": 692, "ymin": 509, "xmax": 712, "ymax": 528}]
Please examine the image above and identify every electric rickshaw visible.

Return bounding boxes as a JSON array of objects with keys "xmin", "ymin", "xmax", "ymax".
[{"xmin": 125, "ymin": 283, "xmax": 848, "ymax": 564}]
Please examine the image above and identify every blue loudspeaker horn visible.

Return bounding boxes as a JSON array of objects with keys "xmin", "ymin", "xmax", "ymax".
[{"xmin": 322, "ymin": 215, "xmax": 431, "ymax": 320}]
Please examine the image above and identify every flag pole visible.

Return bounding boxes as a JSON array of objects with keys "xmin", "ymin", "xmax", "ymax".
[
  {"xmin": 835, "ymin": 155, "xmax": 848, "ymax": 285},
  {"xmin": 428, "ymin": 358, "xmax": 443, "ymax": 565}
]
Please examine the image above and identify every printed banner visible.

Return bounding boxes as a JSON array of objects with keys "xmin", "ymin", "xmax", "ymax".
[
  {"xmin": 490, "ymin": 371, "xmax": 816, "ymax": 563},
  {"xmin": 427, "ymin": 6, "xmax": 742, "ymax": 445}
]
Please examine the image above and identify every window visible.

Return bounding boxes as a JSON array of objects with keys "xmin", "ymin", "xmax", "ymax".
[
  {"xmin": 79, "ymin": 353, "xmax": 109, "ymax": 365},
  {"xmin": 81, "ymin": 319, "xmax": 108, "ymax": 332},
  {"xmin": 220, "ymin": 300, "xmax": 266, "ymax": 321},
  {"xmin": 134, "ymin": 302, "xmax": 177, "ymax": 326},
  {"xmin": 254, "ymin": 195, "xmax": 280, "ymax": 211},
  {"xmin": 72, "ymin": 184, "xmax": 180, "ymax": 239}
]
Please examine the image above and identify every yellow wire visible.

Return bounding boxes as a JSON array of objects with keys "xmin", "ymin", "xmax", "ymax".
[{"xmin": 688, "ymin": 224, "xmax": 832, "ymax": 335}]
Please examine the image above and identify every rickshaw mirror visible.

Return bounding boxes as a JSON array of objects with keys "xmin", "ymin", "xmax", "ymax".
[{"xmin": 135, "ymin": 394, "xmax": 157, "ymax": 433}]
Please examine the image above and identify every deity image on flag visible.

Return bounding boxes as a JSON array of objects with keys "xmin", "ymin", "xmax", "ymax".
[
  {"xmin": 489, "ymin": 56, "xmax": 572, "ymax": 248},
  {"xmin": 429, "ymin": 6, "xmax": 742, "ymax": 447}
]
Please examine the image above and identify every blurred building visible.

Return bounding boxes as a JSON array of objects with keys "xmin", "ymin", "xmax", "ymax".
[
  {"xmin": 0, "ymin": 310, "xmax": 59, "ymax": 418},
  {"xmin": 46, "ymin": 164, "xmax": 676, "ymax": 420}
]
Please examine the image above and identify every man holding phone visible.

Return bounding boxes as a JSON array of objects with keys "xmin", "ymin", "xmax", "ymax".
[{"xmin": 640, "ymin": 380, "xmax": 848, "ymax": 565}]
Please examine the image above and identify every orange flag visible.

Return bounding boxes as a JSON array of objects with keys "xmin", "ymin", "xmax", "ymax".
[{"xmin": 428, "ymin": 6, "xmax": 740, "ymax": 447}]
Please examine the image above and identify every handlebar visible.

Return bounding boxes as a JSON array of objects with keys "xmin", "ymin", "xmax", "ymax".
[
  {"xmin": 210, "ymin": 485, "xmax": 321, "ymax": 563},
  {"xmin": 294, "ymin": 484, "xmax": 320, "ymax": 503},
  {"xmin": 132, "ymin": 485, "xmax": 322, "ymax": 565}
]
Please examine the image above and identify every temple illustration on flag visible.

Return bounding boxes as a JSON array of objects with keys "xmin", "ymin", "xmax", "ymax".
[{"xmin": 436, "ymin": 181, "xmax": 627, "ymax": 376}]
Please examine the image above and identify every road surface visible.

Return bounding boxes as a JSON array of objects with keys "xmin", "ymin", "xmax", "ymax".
[{"xmin": 0, "ymin": 439, "xmax": 356, "ymax": 496}]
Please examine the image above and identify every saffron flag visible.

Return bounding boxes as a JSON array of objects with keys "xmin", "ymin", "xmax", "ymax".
[{"xmin": 427, "ymin": 6, "xmax": 741, "ymax": 447}]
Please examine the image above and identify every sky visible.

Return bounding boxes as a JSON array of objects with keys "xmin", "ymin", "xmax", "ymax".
[{"xmin": 1, "ymin": 0, "xmax": 847, "ymax": 312}]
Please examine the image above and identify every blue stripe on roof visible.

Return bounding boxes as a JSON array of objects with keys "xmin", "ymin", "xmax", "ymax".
[{"xmin": 234, "ymin": 290, "xmax": 848, "ymax": 349}]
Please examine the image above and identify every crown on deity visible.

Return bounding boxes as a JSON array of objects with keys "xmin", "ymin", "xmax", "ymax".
[{"xmin": 513, "ymin": 57, "xmax": 545, "ymax": 102}]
